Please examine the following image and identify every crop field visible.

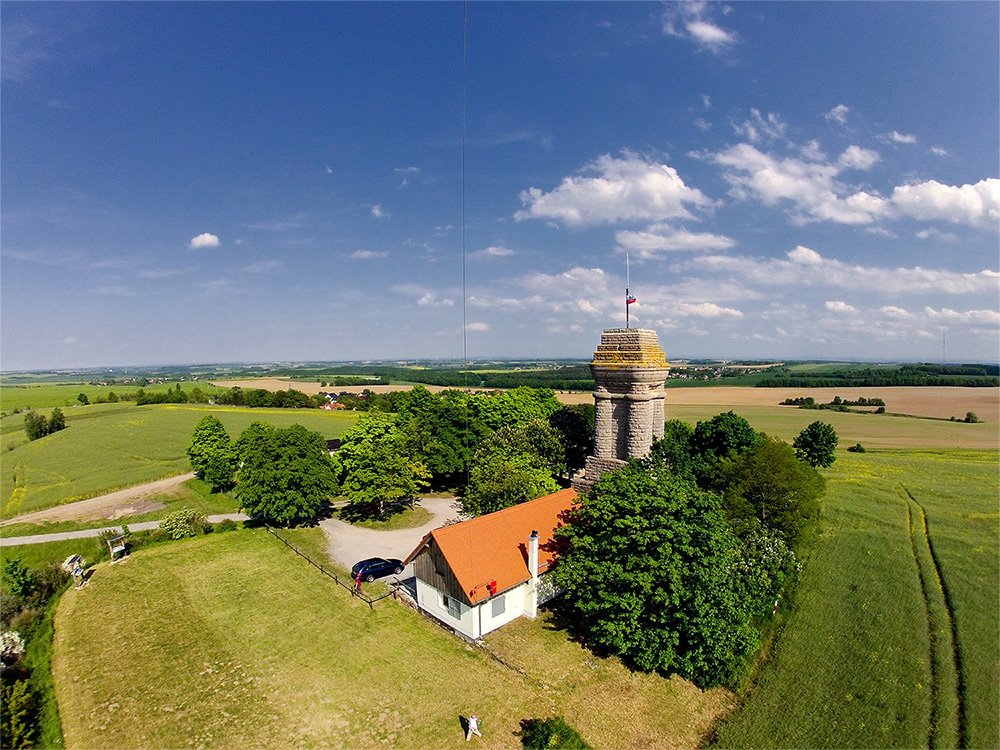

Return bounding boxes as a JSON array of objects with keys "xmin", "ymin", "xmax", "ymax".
[
  {"xmin": 52, "ymin": 528, "xmax": 734, "ymax": 749},
  {"xmin": 1, "ymin": 403, "xmax": 358, "ymax": 519},
  {"xmin": 0, "ymin": 381, "xmax": 227, "ymax": 413},
  {"xmin": 712, "ymin": 449, "xmax": 999, "ymax": 749}
]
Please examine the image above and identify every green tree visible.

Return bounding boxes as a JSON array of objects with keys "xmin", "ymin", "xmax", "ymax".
[
  {"xmin": 717, "ymin": 436, "xmax": 825, "ymax": 544},
  {"xmin": 649, "ymin": 419, "xmax": 696, "ymax": 479},
  {"xmin": 22, "ymin": 411, "xmax": 47, "ymax": 441},
  {"xmin": 460, "ymin": 420, "xmax": 562, "ymax": 516},
  {"xmin": 333, "ymin": 412, "xmax": 429, "ymax": 518},
  {"xmin": 1, "ymin": 678, "xmax": 38, "ymax": 749},
  {"xmin": 1, "ymin": 557, "xmax": 33, "ymax": 600},
  {"xmin": 77, "ymin": 392, "xmax": 89, "ymax": 405},
  {"xmin": 469, "ymin": 387, "xmax": 562, "ymax": 431},
  {"xmin": 553, "ymin": 461, "xmax": 759, "ymax": 687},
  {"xmin": 520, "ymin": 717, "xmax": 591, "ymax": 749},
  {"xmin": 793, "ymin": 420, "xmax": 838, "ymax": 467},
  {"xmin": 236, "ymin": 424, "xmax": 337, "ymax": 525},
  {"xmin": 48, "ymin": 407, "xmax": 66, "ymax": 433},
  {"xmin": 548, "ymin": 408, "xmax": 593, "ymax": 474},
  {"xmin": 186, "ymin": 416, "xmax": 237, "ymax": 490}
]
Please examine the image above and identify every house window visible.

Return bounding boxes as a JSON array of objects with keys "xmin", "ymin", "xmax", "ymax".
[
  {"xmin": 442, "ymin": 594, "xmax": 461, "ymax": 619},
  {"xmin": 491, "ymin": 595, "xmax": 505, "ymax": 619}
]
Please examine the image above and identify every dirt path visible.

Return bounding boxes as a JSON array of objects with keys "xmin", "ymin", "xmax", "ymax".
[
  {"xmin": 0, "ymin": 473, "xmax": 196, "ymax": 527},
  {"xmin": 319, "ymin": 496, "xmax": 460, "ymax": 575}
]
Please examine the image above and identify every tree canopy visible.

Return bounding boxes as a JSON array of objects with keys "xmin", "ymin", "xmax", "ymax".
[
  {"xmin": 235, "ymin": 423, "xmax": 336, "ymax": 525},
  {"xmin": 186, "ymin": 415, "xmax": 238, "ymax": 490},
  {"xmin": 793, "ymin": 421, "xmax": 839, "ymax": 467},
  {"xmin": 333, "ymin": 411, "xmax": 430, "ymax": 517},
  {"xmin": 460, "ymin": 419, "xmax": 562, "ymax": 517},
  {"xmin": 554, "ymin": 461, "xmax": 760, "ymax": 687},
  {"xmin": 715, "ymin": 435, "xmax": 825, "ymax": 544}
]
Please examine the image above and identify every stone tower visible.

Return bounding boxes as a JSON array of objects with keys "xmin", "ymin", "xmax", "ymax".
[{"xmin": 572, "ymin": 328, "xmax": 669, "ymax": 494}]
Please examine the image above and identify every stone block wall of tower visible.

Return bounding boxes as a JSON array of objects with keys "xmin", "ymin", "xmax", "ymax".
[{"xmin": 572, "ymin": 328, "xmax": 669, "ymax": 494}]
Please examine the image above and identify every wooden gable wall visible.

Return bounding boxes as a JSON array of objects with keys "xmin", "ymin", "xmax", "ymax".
[{"xmin": 412, "ymin": 537, "xmax": 470, "ymax": 605}]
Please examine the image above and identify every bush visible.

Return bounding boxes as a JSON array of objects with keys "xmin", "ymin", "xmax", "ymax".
[
  {"xmin": 520, "ymin": 717, "xmax": 590, "ymax": 749},
  {"xmin": 1, "ymin": 677, "xmax": 38, "ymax": 749},
  {"xmin": 846, "ymin": 442, "xmax": 866, "ymax": 453},
  {"xmin": 214, "ymin": 519, "xmax": 238, "ymax": 533},
  {"xmin": 0, "ymin": 594, "xmax": 23, "ymax": 630},
  {"xmin": 158, "ymin": 508, "xmax": 209, "ymax": 539},
  {"xmin": 8, "ymin": 610, "xmax": 42, "ymax": 642},
  {"xmin": 965, "ymin": 411, "xmax": 979, "ymax": 423}
]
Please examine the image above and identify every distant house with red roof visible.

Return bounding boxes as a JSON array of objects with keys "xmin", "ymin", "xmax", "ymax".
[{"xmin": 403, "ymin": 488, "xmax": 576, "ymax": 639}]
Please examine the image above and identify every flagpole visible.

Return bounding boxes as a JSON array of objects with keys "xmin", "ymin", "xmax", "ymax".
[{"xmin": 626, "ymin": 253, "xmax": 630, "ymax": 329}]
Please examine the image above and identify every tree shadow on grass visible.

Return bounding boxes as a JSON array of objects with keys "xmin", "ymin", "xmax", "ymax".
[
  {"xmin": 337, "ymin": 499, "xmax": 414, "ymax": 524},
  {"xmin": 538, "ymin": 595, "xmax": 613, "ymax": 661}
]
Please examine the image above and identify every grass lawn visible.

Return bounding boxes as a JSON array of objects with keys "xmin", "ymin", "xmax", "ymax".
[
  {"xmin": 711, "ymin": 449, "xmax": 999, "ymax": 749},
  {"xmin": 337, "ymin": 505, "xmax": 434, "ymax": 531},
  {"xmin": 1, "ymin": 403, "xmax": 358, "ymax": 518},
  {"xmin": 52, "ymin": 528, "xmax": 734, "ymax": 749}
]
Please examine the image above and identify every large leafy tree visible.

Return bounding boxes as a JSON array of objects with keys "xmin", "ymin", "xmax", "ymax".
[
  {"xmin": 333, "ymin": 411, "xmax": 430, "ymax": 517},
  {"xmin": 554, "ymin": 461, "xmax": 759, "ymax": 687},
  {"xmin": 235, "ymin": 423, "xmax": 336, "ymax": 525},
  {"xmin": 548, "ymin": 407, "xmax": 594, "ymax": 475},
  {"xmin": 469, "ymin": 387, "xmax": 563, "ymax": 431},
  {"xmin": 716, "ymin": 435, "xmax": 825, "ymax": 544},
  {"xmin": 186, "ymin": 415, "xmax": 238, "ymax": 490},
  {"xmin": 394, "ymin": 386, "xmax": 485, "ymax": 486},
  {"xmin": 793, "ymin": 420, "xmax": 839, "ymax": 468},
  {"xmin": 460, "ymin": 419, "xmax": 562, "ymax": 516}
]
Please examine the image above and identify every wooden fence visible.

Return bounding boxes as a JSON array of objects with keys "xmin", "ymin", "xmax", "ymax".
[{"xmin": 263, "ymin": 525, "xmax": 399, "ymax": 609}]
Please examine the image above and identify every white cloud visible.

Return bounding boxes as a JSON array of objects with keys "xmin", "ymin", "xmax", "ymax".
[
  {"xmin": 615, "ymin": 224, "xmax": 735, "ymax": 258},
  {"xmin": 916, "ymin": 228, "xmax": 958, "ymax": 243},
  {"xmin": 466, "ymin": 322, "xmax": 490, "ymax": 331},
  {"xmin": 825, "ymin": 300, "xmax": 857, "ymax": 313},
  {"xmin": 371, "ymin": 204, "xmax": 389, "ymax": 219},
  {"xmin": 709, "ymin": 143, "xmax": 888, "ymax": 225},
  {"xmin": 837, "ymin": 145, "xmax": 880, "ymax": 171},
  {"xmin": 351, "ymin": 250, "xmax": 388, "ymax": 260},
  {"xmin": 732, "ymin": 109, "xmax": 787, "ymax": 144},
  {"xmin": 930, "ymin": 146, "xmax": 948, "ymax": 157},
  {"xmin": 474, "ymin": 245, "xmax": 516, "ymax": 258},
  {"xmin": 694, "ymin": 117, "xmax": 712, "ymax": 132},
  {"xmin": 671, "ymin": 301, "xmax": 743, "ymax": 318},
  {"xmin": 885, "ymin": 131, "xmax": 917, "ymax": 144},
  {"xmin": 188, "ymin": 233, "xmax": 220, "ymax": 249},
  {"xmin": 662, "ymin": 1, "xmax": 738, "ymax": 53},
  {"xmin": 515, "ymin": 151, "xmax": 712, "ymax": 227},
  {"xmin": 707, "ymin": 139, "xmax": 999, "ymax": 229},
  {"xmin": 685, "ymin": 245, "xmax": 1000, "ymax": 294},
  {"xmin": 890, "ymin": 178, "xmax": 1000, "ymax": 229},
  {"xmin": 824, "ymin": 104, "xmax": 850, "ymax": 125}
]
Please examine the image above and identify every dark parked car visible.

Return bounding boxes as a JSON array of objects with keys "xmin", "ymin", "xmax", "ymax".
[{"xmin": 352, "ymin": 557, "xmax": 404, "ymax": 582}]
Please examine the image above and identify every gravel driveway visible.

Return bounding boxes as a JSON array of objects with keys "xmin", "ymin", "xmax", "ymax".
[{"xmin": 319, "ymin": 496, "xmax": 460, "ymax": 578}]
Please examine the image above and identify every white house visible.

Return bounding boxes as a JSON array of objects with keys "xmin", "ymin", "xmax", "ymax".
[{"xmin": 402, "ymin": 488, "xmax": 576, "ymax": 640}]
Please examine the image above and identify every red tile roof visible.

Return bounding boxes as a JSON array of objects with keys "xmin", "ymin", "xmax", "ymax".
[{"xmin": 405, "ymin": 488, "xmax": 577, "ymax": 605}]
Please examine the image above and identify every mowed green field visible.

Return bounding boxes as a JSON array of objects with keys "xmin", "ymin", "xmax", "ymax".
[
  {"xmin": 52, "ymin": 528, "xmax": 734, "ymax": 749},
  {"xmin": 712, "ymin": 449, "xmax": 999, "ymax": 749},
  {"xmin": 1, "ymin": 403, "xmax": 358, "ymax": 518}
]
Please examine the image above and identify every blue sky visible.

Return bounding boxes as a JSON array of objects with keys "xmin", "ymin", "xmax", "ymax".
[{"xmin": 2, "ymin": 1, "xmax": 997, "ymax": 370}]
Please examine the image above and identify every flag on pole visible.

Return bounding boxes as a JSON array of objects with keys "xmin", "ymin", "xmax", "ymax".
[{"xmin": 626, "ymin": 293, "xmax": 636, "ymax": 305}]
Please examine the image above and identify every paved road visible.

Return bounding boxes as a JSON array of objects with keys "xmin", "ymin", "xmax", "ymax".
[{"xmin": 0, "ymin": 514, "xmax": 250, "ymax": 547}]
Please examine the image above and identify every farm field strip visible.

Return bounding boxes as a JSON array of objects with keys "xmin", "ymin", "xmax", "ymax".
[
  {"xmin": 902, "ymin": 487, "xmax": 961, "ymax": 748},
  {"xmin": 712, "ymin": 450, "xmax": 998, "ymax": 749},
  {"xmin": 1, "ymin": 404, "xmax": 358, "ymax": 519}
]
